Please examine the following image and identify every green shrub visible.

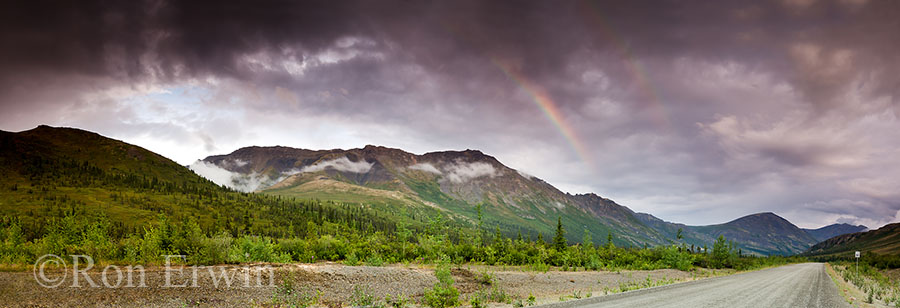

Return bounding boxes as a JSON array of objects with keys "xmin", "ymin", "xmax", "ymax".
[
  {"xmin": 78, "ymin": 220, "xmax": 115, "ymax": 261},
  {"xmin": 278, "ymin": 237, "xmax": 317, "ymax": 263},
  {"xmin": 171, "ymin": 219, "xmax": 205, "ymax": 258},
  {"xmin": 0, "ymin": 221, "xmax": 27, "ymax": 263},
  {"xmin": 423, "ymin": 259, "xmax": 459, "ymax": 308},
  {"xmin": 228, "ymin": 235, "xmax": 289, "ymax": 263},
  {"xmin": 198, "ymin": 232, "xmax": 232, "ymax": 265},
  {"xmin": 469, "ymin": 294, "xmax": 485, "ymax": 308},
  {"xmin": 528, "ymin": 261, "xmax": 550, "ymax": 272},
  {"xmin": 476, "ymin": 271, "xmax": 493, "ymax": 285},
  {"xmin": 660, "ymin": 245, "xmax": 693, "ymax": 271},
  {"xmin": 512, "ymin": 299, "xmax": 524, "ymax": 308},
  {"xmin": 385, "ymin": 294, "xmax": 409, "ymax": 308},
  {"xmin": 271, "ymin": 281, "xmax": 320, "ymax": 308},
  {"xmin": 708, "ymin": 235, "xmax": 740, "ymax": 269},
  {"xmin": 121, "ymin": 234, "xmax": 142, "ymax": 262},
  {"xmin": 345, "ymin": 252, "xmax": 360, "ymax": 266},
  {"xmin": 139, "ymin": 223, "xmax": 171, "ymax": 263},
  {"xmin": 351, "ymin": 285, "xmax": 375, "ymax": 307},
  {"xmin": 365, "ymin": 254, "xmax": 385, "ymax": 267}
]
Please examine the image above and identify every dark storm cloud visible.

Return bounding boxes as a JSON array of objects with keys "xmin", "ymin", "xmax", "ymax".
[
  {"xmin": 2, "ymin": 0, "xmax": 899, "ymax": 228},
  {"xmin": 3, "ymin": 0, "xmax": 897, "ymax": 108}
]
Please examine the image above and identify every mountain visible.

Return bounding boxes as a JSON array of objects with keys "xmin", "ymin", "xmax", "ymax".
[
  {"xmin": 0, "ymin": 125, "xmax": 215, "ymax": 229},
  {"xmin": 0, "ymin": 125, "xmax": 195, "ymax": 184},
  {"xmin": 689, "ymin": 212, "xmax": 820, "ymax": 256},
  {"xmin": 805, "ymin": 223, "xmax": 900, "ymax": 257},
  {"xmin": 194, "ymin": 145, "xmax": 667, "ymax": 246},
  {"xmin": 803, "ymin": 223, "xmax": 868, "ymax": 242},
  {"xmin": 635, "ymin": 212, "xmax": 821, "ymax": 256},
  {"xmin": 0, "ymin": 126, "xmax": 398, "ymax": 238},
  {"xmin": 1, "ymin": 125, "xmax": 852, "ymax": 256},
  {"xmin": 195, "ymin": 145, "xmax": 840, "ymax": 255}
]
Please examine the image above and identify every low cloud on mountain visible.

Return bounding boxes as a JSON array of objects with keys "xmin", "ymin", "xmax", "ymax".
[
  {"xmin": 188, "ymin": 160, "xmax": 271, "ymax": 192},
  {"xmin": 3, "ymin": 0, "xmax": 900, "ymax": 228},
  {"xmin": 408, "ymin": 163, "xmax": 442, "ymax": 174},
  {"xmin": 443, "ymin": 161, "xmax": 498, "ymax": 183},
  {"xmin": 300, "ymin": 157, "xmax": 373, "ymax": 174}
]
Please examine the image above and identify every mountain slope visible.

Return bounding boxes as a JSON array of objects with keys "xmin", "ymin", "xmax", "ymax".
[
  {"xmin": 196, "ymin": 145, "xmax": 847, "ymax": 255},
  {"xmin": 635, "ymin": 212, "xmax": 824, "ymax": 256},
  {"xmin": 3, "ymin": 125, "xmax": 850, "ymax": 257},
  {"xmin": 0, "ymin": 125, "xmax": 218, "ymax": 230},
  {"xmin": 0, "ymin": 126, "xmax": 400, "ymax": 238},
  {"xmin": 805, "ymin": 223, "xmax": 900, "ymax": 257},
  {"xmin": 803, "ymin": 223, "xmax": 868, "ymax": 243},
  {"xmin": 690, "ymin": 212, "xmax": 820, "ymax": 256},
  {"xmin": 195, "ymin": 145, "xmax": 667, "ymax": 246},
  {"xmin": 1, "ymin": 125, "xmax": 196, "ymax": 184}
]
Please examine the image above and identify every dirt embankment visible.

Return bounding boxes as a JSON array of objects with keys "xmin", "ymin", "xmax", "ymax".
[{"xmin": 0, "ymin": 262, "xmax": 697, "ymax": 307}]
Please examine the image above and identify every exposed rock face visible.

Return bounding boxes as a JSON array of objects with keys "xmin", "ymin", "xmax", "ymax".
[
  {"xmin": 199, "ymin": 145, "xmax": 849, "ymax": 254},
  {"xmin": 198, "ymin": 145, "xmax": 664, "ymax": 246},
  {"xmin": 1, "ymin": 125, "xmax": 858, "ymax": 256}
]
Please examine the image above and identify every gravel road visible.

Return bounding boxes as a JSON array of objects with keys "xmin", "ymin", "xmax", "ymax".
[
  {"xmin": 541, "ymin": 263, "xmax": 848, "ymax": 308},
  {"xmin": 0, "ymin": 263, "xmax": 694, "ymax": 307}
]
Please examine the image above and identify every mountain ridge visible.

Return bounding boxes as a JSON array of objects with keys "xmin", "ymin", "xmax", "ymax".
[
  {"xmin": 194, "ymin": 144, "xmax": 666, "ymax": 247},
  {"xmin": 196, "ymin": 143, "xmax": 864, "ymax": 255},
  {"xmin": 802, "ymin": 223, "xmax": 868, "ymax": 243},
  {"xmin": 0, "ymin": 126, "xmax": 866, "ymax": 256},
  {"xmin": 805, "ymin": 222, "xmax": 900, "ymax": 257}
]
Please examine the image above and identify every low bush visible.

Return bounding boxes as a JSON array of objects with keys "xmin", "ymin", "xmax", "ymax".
[{"xmin": 423, "ymin": 258, "xmax": 459, "ymax": 308}]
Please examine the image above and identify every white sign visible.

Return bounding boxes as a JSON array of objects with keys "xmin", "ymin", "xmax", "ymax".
[{"xmin": 855, "ymin": 251, "xmax": 861, "ymax": 258}]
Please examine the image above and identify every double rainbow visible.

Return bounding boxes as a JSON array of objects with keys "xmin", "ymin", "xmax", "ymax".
[{"xmin": 491, "ymin": 59, "xmax": 595, "ymax": 167}]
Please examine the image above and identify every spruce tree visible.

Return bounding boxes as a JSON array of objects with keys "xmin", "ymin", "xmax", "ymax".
[
  {"xmin": 553, "ymin": 217, "xmax": 566, "ymax": 251},
  {"xmin": 582, "ymin": 228, "xmax": 593, "ymax": 250}
]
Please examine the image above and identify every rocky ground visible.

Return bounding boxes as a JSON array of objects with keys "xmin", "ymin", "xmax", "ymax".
[{"xmin": 0, "ymin": 262, "xmax": 709, "ymax": 307}]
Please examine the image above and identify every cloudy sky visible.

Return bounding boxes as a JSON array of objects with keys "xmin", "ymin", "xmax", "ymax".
[{"xmin": 2, "ymin": 0, "xmax": 898, "ymax": 228}]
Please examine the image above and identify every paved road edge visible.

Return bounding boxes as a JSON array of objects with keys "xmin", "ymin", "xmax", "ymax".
[{"xmin": 532, "ymin": 264, "xmax": 797, "ymax": 308}]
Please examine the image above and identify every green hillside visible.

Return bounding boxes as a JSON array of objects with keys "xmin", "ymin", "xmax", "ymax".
[
  {"xmin": 201, "ymin": 145, "xmax": 667, "ymax": 247},
  {"xmin": 635, "ymin": 212, "xmax": 857, "ymax": 256},
  {"xmin": 802, "ymin": 223, "xmax": 868, "ymax": 243},
  {"xmin": 806, "ymin": 223, "xmax": 900, "ymax": 257},
  {"xmin": 1, "ymin": 126, "xmax": 720, "ymax": 271},
  {"xmin": 200, "ymin": 144, "xmax": 859, "ymax": 256},
  {"xmin": 0, "ymin": 125, "xmax": 819, "ymax": 273},
  {"xmin": 0, "ymin": 126, "xmax": 409, "ymax": 262}
]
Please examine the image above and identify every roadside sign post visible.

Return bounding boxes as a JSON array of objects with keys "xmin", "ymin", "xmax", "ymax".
[{"xmin": 855, "ymin": 251, "xmax": 860, "ymax": 280}]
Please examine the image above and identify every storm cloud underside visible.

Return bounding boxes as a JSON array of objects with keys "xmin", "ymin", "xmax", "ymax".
[{"xmin": 1, "ymin": 0, "xmax": 899, "ymax": 228}]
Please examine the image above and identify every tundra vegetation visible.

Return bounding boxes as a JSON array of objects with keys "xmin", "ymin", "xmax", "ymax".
[
  {"xmin": 826, "ymin": 253, "xmax": 900, "ymax": 307},
  {"xmin": 0, "ymin": 208, "xmax": 800, "ymax": 272},
  {"xmin": 0, "ymin": 136, "xmax": 807, "ymax": 306}
]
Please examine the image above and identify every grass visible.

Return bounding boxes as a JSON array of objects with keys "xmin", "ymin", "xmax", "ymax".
[
  {"xmin": 828, "ymin": 262, "xmax": 900, "ymax": 307},
  {"xmin": 826, "ymin": 263, "xmax": 856, "ymax": 305}
]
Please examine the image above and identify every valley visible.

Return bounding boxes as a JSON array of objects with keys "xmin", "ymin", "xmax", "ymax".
[
  {"xmin": 0, "ymin": 125, "xmax": 888, "ymax": 307},
  {"xmin": 194, "ymin": 140, "xmax": 866, "ymax": 256}
]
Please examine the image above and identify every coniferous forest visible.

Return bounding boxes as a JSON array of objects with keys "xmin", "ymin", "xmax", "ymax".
[{"xmin": 0, "ymin": 138, "xmax": 801, "ymax": 271}]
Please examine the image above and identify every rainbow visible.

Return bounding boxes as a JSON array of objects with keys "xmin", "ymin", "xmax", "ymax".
[
  {"xmin": 578, "ymin": 0, "xmax": 671, "ymax": 129},
  {"xmin": 440, "ymin": 6, "xmax": 672, "ymax": 169},
  {"xmin": 491, "ymin": 59, "xmax": 595, "ymax": 167}
]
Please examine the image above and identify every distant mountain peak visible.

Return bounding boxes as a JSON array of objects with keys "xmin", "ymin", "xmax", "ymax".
[
  {"xmin": 751, "ymin": 212, "xmax": 778, "ymax": 217},
  {"xmin": 731, "ymin": 212, "xmax": 791, "ymax": 223},
  {"xmin": 2, "ymin": 125, "xmax": 854, "ymax": 257},
  {"xmin": 806, "ymin": 222, "xmax": 899, "ymax": 256},
  {"xmin": 802, "ymin": 223, "xmax": 869, "ymax": 243}
]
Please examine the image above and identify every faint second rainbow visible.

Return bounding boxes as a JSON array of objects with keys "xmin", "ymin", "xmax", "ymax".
[
  {"xmin": 579, "ymin": 0, "xmax": 671, "ymax": 129},
  {"xmin": 491, "ymin": 58, "xmax": 595, "ymax": 167}
]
